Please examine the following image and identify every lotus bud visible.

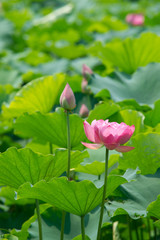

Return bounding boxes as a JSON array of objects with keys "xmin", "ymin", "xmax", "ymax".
[
  {"xmin": 81, "ymin": 64, "xmax": 93, "ymax": 93},
  {"xmin": 60, "ymin": 83, "xmax": 76, "ymax": 111},
  {"xmin": 81, "ymin": 78, "xmax": 88, "ymax": 92},
  {"xmin": 82, "ymin": 64, "xmax": 93, "ymax": 78},
  {"xmin": 79, "ymin": 104, "xmax": 89, "ymax": 118}
]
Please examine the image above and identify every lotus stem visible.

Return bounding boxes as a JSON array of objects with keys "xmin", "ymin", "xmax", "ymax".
[
  {"xmin": 147, "ymin": 217, "xmax": 151, "ymax": 240},
  {"xmin": 140, "ymin": 227, "xmax": 144, "ymax": 240},
  {"xmin": 36, "ymin": 199, "xmax": 43, "ymax": 240},
  {"xmin": 154, "ymin": 225, "xmax": 157, "ymax": 240},
  {"xmin": 60, "ymin": 211, "xmax": 66, "ymax": 240},
  {"xmin": 66, "ymin": 110, "xmax": 71, "ymax": 180},
  {"xmin": 97, "ymin": 148, "xmax": 109, "ymax": 240},
  {"xmin": 113, "ymin": 221, "xmax": 120, "ymax": 240},
  {"xmin": 81, "ymin": 215, "xmax": 85, "ymax": 240},
  {"xmin": 60, "ymin": 110, "xmax": 71, "ymax": 240},
  {"xmin": 134, "ymin": 220, "xmax": 140, "ymax": 240},
  {"xmin": 128, "ymin": 216, "xmax": 132, "ymax": 240}
]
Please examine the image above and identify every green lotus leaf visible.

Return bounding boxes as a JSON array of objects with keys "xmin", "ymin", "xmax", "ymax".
[
  {"xmin": 0, "ymin": 18, "xmax": 13, "ymax": 49},
  {"xmin": 88, "ymin": 63, "xmax": 160, "ymax": 105},
  {"xmin": 75, "ymin": 161, "xmax": 105, "ymax": 176},
  {"xmin": 155, "ymin": 124, "xmax": 160, "ymax": 133},
  {"xmin": 147, "ymin": 195, "xmax": 160, "ymax": 219},
  {"xmin": 11, "ymin": 203, "xmax": 52, "ymax": 240},
  {"xmin": 38, "ymin": 59, "xmax": 69, "ymax": 75},
  {"xmin": 52, "ymin": 28, "xmax": 80, "ymax": 44},
  {"xmin": 52, "ymin": 44, "xmax": 86, "ymax": 59},
  {"xmin": 72, "ymin": 235, "xmax": 90, "ymax": 240},
  {"xmin": 16, "ymin": 205, "xmax": 109, "ymax": 240},
  {"xmin": 0, "ymin": 186, "xmax": 34, "ymax": 205},
  {"xmin": 17, "ymin": 176, "xmax": 127, "ymax": 216},
  {"xmin": 2, "ymin": 74, "xmax": 65, "ymax": 119},
  {"xmin": 0, "ymin": 69, "xmax": 22, "ymax": 88},
  {"xmin": 117, "ymin": 99, "xmax": 151, "ymax": 112},
  {"xmin": 0, "ymin": 85, "xmax": 13, "ymax": 113},
  {"xmin": 87, "ymin": 101, "xmax": 120, "ymax": 124},
  {"xmin": 106, "ymin": 170, "xmax": 160, "ymax": 219},
  {"xmin": 144, "ymin": 99, "xmax": 160, "ymax": 127},
  {"xmin": 0, "ymin": 147, "xmax": 87, "ymax": 189},
  {"xmin": 75, "ymin": 154, "xmax": 119, "ymax": 176},
  {"xmin": 119, "ymin": 133, "xmax": 160, "ymax": 174},
  {"xmin": 26, "ymin": 141, "xmax": 53, "ymax": 155},
  {"xmin": 0, "ymin": 234, "xmax": 18, "ymax": 240},
  {"xmin": 94, "ymin": 28, "xmax": 142, "ymax": 44},
  {"xmin": 116, "ymin": 109, "xmax": 145, "ymax": 135},
  {"xmin": 90, "ymin": 33, "xmax": 160, "ymax": 74},
  {"xmin": 88, "ymin": 15, "xmax": 127, "ymax": 33},
  {"xmin": 14, "ymin": 109, "xmax": 86, "ymax": 150},
  {"xmin": 5, "ymin": 8, "xmax": 32, "ymax": 30}
]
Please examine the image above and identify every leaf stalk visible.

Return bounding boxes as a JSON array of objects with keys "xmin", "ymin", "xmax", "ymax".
[
  {"xmin": 97, "ymin": 148, "xmax": 109, "ymax": 240},
  {"xmin": 36, "ymin": 199, "xmax": 43, "ymax": 240},
  {"xmin": 66, "ymin": 110, "xmax": 71, "ymax": 179},
  {"xmin": 60, "ymin": 110, "xmax": 71, "ymax": 240},
  {"xmin": 81, "ymin": 215, "xmax": 86, "ymax": 240},
  {"xmin": 60, "ymin": 211, "xmax": 66, "ymax": 240}
]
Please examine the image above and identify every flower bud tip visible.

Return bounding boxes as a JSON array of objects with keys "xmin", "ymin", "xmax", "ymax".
[
  {"xmin": 60, "ymin": 83, "xmax": 76, "ymax": 111},
  {"xmin": 79, "ymin": 104, "xmax": 89, "ymax": 118}
]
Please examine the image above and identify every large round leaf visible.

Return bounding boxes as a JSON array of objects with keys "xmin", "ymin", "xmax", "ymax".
[
  {"xmin": 75, "ymin": 161, "xmax": 105, "ymax": 176},
  {"xmin": 37, "ymin": 59, "xmax": 69, "ymax": 75},
  {"xmin": 86, "ymin": 101, "xmax": 120, "ymax": 123},
  {"xmin": 2, "ymin": 74, "xmax": 65, "ymax": 119},
  {"xmin": 115, "ymin": 109, "xmax": 145, "ymax": 136},
  {"xmin": 106, "ymin": 170, "xmax": 160, "ymax": 219},
  {"xmin": 89, "ymin": 63, "xmax": 160, "ymax": 105},
  {"xmin": 17, "ymin": 176, "xmax": 127, "ymax": 216},
  {"xmin": 90, "ymin": 33, "xmax": 160, "ymax": 74},
  {"xmin": 0, "ymin": 147, "xmax": 87, "ymax": 189},
  {"xmin": 94, "ymin": 27, "xmax": 142, "ymax": 43},
  {"xmin": 0, "ymin": 85, "xmax": 13, "ymax": 113},
  {"xmin": 144, "ymin": 99, "xmax": 160, "ymax": 127},
  {"xmin": 147, "ymin": 195, "xmax": 160, "ymax": 220},
  {"xmin": 52, "ymin": 44, "xmax": 86, "ymax": 59},
  {"xmin": 72, "ymin": 235, "xmax": 90, "ymax": 240},
  {"xmin": 0, "ymin": 186, "xmax": 34, "ymax": 205},
  {"xmin": 0, "ymin": 69, "xmax": 22, "ymax": 88},
  {"xmin": 14, "ymin": 206, "xmax": 110, "ymax": 240},
  {"xmin": 11, "ymin": 203, "xmax": 51, "ymax": 240},
  {"xmin": 119, "ymin": 133, "xmax": 160, "ymax": 174},
  {"xmin": 14, "ymin": 108, "xmax": 86, "ymax": 150},
  {"xmin": 75, "ymin": 154, "xmax": 119, "ymax": 176}
]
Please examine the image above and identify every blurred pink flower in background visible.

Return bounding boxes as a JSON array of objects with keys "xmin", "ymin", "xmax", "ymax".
[
  {"xmin": 82, "ymin": 64, "xmax": 93, "ymax": 77},
  {"xmin": 82, "ymin": 120, "xmax": 135, "ymax": 152},
  {"xmin": 79, "ymin": 104, "xmax": 89, "ymax": 118},
  {"xmin": 126, "ymin": 13, "xmax": 144, "ymax": 26},
  {"xmin": 81, "ymin": 64, "xmax": 93, "ymax": 92},
  {"xmin": 81, "ymin": 78, "xmax": 88, "ymax": 92},
  {"xmin": 60, "ymin": 83, "xmax": 76, "ymax": 111}
]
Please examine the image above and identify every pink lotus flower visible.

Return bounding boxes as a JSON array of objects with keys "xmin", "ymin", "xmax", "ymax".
[
  {"xmin": 60, "ymin": 83, "xmax": 76, "ymax": 111},
  {"xmin": 82, "ymin": 120, "xmax": 135, "ymax": 152},
  {"xmin": 79, "ymin": 104, "xmax": 89, "ymax": 118},
  {"xmin": 126, "ymin": 13, "xmax": 144, "ymax": 26}
]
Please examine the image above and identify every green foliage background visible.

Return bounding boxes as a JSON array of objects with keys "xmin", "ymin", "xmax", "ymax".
[{"xmin": 0, "ymin": 0, "xmax": 160, "ymax": 239}]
